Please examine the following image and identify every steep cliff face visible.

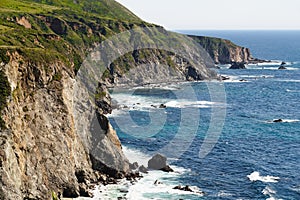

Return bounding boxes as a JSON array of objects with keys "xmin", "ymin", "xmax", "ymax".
[
  {"xmin": 103, "ymin": 39, "xmax": 216, "ymax": 87},
  {"xmin": 0, "ymin": 0, "xmax": 252, "ymax": 199},
  {"xmin": 0, "ymin": 50, "xmax": 129, "ymax": 199},
  {"xmin": 189, "ymin": 35, "xmax": 265, "ymax": 64},
  {"xmin": 0, "ymin": 1, "xmax": 216, "ymax": 199}
]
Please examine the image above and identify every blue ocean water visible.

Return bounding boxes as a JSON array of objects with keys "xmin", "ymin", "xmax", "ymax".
[{"xmin": 108, "ymin": 31, "xmax": 300, "ymax": 199}]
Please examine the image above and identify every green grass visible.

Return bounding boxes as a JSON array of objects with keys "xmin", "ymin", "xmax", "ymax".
[
  {"xmin": 0, "ymin": 0, "xmax": 149, "ymax": 73},
  {"xmin": 0, "ymin": 0, "xmax": 58, "ymax": 13}
]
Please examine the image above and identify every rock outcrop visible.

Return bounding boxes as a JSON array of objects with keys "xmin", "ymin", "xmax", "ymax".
[
  {"xmin": 188, "ymin": 35, "xmax": 268, "ymax": 64},
  {"xmin": 147, "ymin": 154, "xmax": 173, "ymax": 172},
  {"xmin": 0, "ymin": 1, "xmax": 216, "ymax": 199},
  {"xmin": 148, "ymin": 154, "xmax": 167, "ymax": 170},
  {"xmin": 0, "ymin": 0, "xmax": 263, "ymax": 199},
  {"xmin": 0, "ymin": 50, "xmax": 129, "ymax": 199},
  {"xmin": 229, "ymin": 62, "xmax": 247, "ymax": 69}
]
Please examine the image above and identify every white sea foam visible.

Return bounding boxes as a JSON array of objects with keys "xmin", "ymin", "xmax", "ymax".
[
  {"xmin": 122, "ymin": 146, "xmax": 202, "ymax": 199},
  {"xmin": 122, "ymin": 146, "xmax": 151, "ymax": 166},
  {"xmin": 239, "ymin": 75, "xmax": 275, "ymax": 79},
  {"xmin": 130, "ymin": 83, "xmax": 182, "ymax": 91},
  {"xmin": 224, "ymin": 79, "xmax": 250, "ymax": 83},
  {"xmin": 249, "ymin": 66, "xmax": 298, "ymax": 70},
  {"xmin": 75, "ymin": 182, "xmax": 130, "ymax": 200},
  {"xmin": 126, "ymin": 169, "xmax": 203, "ymax": 200},
  {"xmin": 282, "ymin": 119, "xmax": 300, "ymax": 123},
  {"xmin": 219, "ymin": 75, "xmax": 251, "ymax": 83},
  {"xmin": 77, "ymin": 147, "xmax": 197, "ymax": 200},
  {"xmin": 286, "ymin": 89, "xmax": 300, "ymax": 93},
  {"xmin": 248, "ymin": 61, "xmax": 281, "ymax": 66},
  {"xmin": 277, "ymin": 79, "xmax": 300, "ymax": 82},
  {"xmin": 265, "ymin": 119, "xmax": 300, "ymax": 123},
  {"xmin": 107, "ymin": 92, "xmax": 170, "ymax": 117},
  {"xmin": 247, "ymin": 171, "xmax": 280, "ymax": 183},
  {"xmin": 165, "ymin": 100, "xmax": 225, "ymax": 109},
  {"xmin": 108, "ymin": 89, "xmax": 225, "ymax": 118},
  {"xmin": 217, "ymin": 191, "xmax": 233, "ymax": 197},
  {"xmin": 262, "ymin": 186, "xmax": 283, "ymax": 200}
]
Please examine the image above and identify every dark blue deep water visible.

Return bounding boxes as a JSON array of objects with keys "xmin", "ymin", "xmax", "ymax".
[{"xmin": 109, "ymin": 31, "xmax": 300, "ymax": 199}]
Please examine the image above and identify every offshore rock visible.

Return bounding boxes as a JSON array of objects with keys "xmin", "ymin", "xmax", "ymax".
[
  {"xmin": 229, "ymin": 62, "xmax": 247, "ymax": 69},
  {"xmin": 129, "ymin": 162, "xmax": 139, "ymax": 170},
  {"xmin": 148, "ymin": 154, "xmax": 167, "ymax": 170},
  {"xmin": 138, "ymin": 165, "xmax": 148, "ymax": 174},
  {"xmin": 273, "ymin": 119, "xmax": 283, "ymax": 123},
  {"xmin": 160, "ymin": 165, "xmax": 174, "ymax": 173},
  {"xmin": 278, "ymin": 65, "xmax": 287, "ymax": 70}
]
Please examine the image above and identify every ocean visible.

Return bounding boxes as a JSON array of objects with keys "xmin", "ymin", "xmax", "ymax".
[{"xmin": 87, "ymin": 31, "xmax": 300, "ymax": 199}]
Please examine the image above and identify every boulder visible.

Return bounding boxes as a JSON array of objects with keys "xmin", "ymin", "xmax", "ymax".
[
  {"xmin": 138, "ymin": 165, "xmax": 148, "ymax": 174},
  {"xmin": 129, "ymin": 162, "xmax": 139, "ymax": 170},
  {"xmin": 148, "ymin": 154, "xmax": 167, "ymax": 170},
  {"xmin": 229, "ymin": 62, "xmax": 246, "ymax": 69}
]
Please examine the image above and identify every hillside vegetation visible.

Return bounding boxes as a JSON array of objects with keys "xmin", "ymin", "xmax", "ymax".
[{"xmin": 0, "ymin": 0, "xmax": 147, "ymax": 72}]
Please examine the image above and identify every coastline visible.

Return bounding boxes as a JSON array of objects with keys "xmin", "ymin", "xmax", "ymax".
[{"xmin": 73, "ymin": 146, "xmax": 204, "ymax": 200}]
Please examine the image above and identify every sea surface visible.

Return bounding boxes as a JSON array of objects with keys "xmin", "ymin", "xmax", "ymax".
[{"xmin": 88, "ymin": 31, "xmax": 300, "ymax": 199}]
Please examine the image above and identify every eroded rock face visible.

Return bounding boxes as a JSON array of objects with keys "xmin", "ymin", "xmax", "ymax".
[
  {"xmin": 0, "ymin": 51, "xmax": 129, "ymax": 199},
  {"xmin": 188, "ymin": 35, "xmax": 267, "ymax": 64},
  {"xmin": 16, "ymin": 16, "xmax": 32, "ymax": 29}
]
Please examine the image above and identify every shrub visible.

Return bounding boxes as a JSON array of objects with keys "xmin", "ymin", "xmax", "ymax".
[{"xmin": 0, "ymin": 71, "xmax": 11, "ymax": 129}]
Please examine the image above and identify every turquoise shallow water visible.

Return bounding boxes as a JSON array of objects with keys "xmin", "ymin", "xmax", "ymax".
[{"xmin": 108, "ymin": 31, "xmax": 300, "ymax": 199}]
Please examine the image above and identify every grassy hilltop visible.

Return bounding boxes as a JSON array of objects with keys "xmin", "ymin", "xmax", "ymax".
[{"xmin": 0, "ymin": 0, "xmax": 149, "ymax": 71}]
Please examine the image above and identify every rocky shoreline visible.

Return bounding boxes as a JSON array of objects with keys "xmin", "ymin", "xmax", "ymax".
[
  {"xmin": 0, "ymin": 0, "xmax": 269, "ymax": 199},
  {"xmin": 78, "ymin": 153, "xmax": 203, "ymax": 199}
]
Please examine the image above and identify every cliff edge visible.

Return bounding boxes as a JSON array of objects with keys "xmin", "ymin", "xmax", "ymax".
[
  {"xmin": 189, "ymin": 35, "xmax": 267, "ymax": 64},
  {"xmin": 0, "ymin": 0, "xmax": 261, "ymax": 199},
  {"xmin": 0, "ymin": 0, "xmax": 215, "ymax": 199}
]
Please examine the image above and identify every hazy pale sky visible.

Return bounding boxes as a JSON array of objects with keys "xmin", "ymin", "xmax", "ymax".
[{"xmin": 116, "ymin": 0, "xmax": 300, "ymax": 30}]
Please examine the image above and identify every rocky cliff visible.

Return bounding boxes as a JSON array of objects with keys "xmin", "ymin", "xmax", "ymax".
[
  {"xmin": 188, "ymin": 35, "xmax": 266, "ymax": 64},
  {"xmin": 0, "ymin": 0, "xmax": 217, "ymax": 199}
]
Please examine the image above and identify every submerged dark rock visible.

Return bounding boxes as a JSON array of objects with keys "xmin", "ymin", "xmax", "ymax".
[
  {"xmin": 273, "ymin": 119, "xmax": 283, "ymax": 123},
  {"xmin": 229, "ymin": 62, "xmax": 246, "ymax": 69},
  {"xmin": 173, "ymin": 185, "xmax": 205, "ymax": 195},
  {"xmin": 129, "ymin": 162, "xmax": 139, "ymax": 170},
  {"xmin": 159, "ymin": 104, "xmax": 167, "ymax": 108},
  {"xmin": 220, "ymin": 75, "xmax": 230, "ymax": 81},
  {"xmin": 138, "ymin": 165, "xmax": 148, "ymax": 174},
  {"xmin": 281, "ymin": 61, "xmax": 287, "ymax": 65},
  {"xmin": 173, "ymin": 185, "xmax": 193, "ymax": 192},
  {"xmin": 279, "ymin": 61, "xmax": 287, "ymax": 69},
  {"xmin": 278, "ymin": 65, "xmax": 287, "ymax": 70},
  {"xmin": 160, "ymin": 165, "xmax": 174, "ymax": 172}
]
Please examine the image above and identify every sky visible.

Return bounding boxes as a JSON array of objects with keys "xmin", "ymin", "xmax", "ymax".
[{"xmin": 115, "ymin": 0, "xmax": 300, "ymax": 30}]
